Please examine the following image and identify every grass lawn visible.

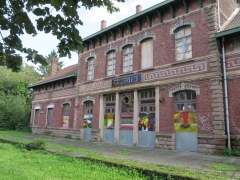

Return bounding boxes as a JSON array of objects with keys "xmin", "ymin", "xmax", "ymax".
[
  {"xmin": 0, "ymin": 131, "xmax": 237, "ymax": 180},
  {"xmin": 0, "ymin": 143, "xmax": 147, "ymax": 180}
]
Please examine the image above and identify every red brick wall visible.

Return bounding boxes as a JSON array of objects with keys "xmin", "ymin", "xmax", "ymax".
[
  {"xmin": 79, "ymin": 7, "xmax": 211, "ymax": 83},
  {"xmin": 228, "ymin": 78, "xmax": 240, "ymax": 135},
  {"xmin": 159, "ymin": 87, "xmax": 174, "ymax": 133},
  {"xmin": 158, "ymin": 81, "xmax": 213, "ymax": 134}
]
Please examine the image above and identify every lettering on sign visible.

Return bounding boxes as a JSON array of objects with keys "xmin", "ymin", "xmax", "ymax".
[{"xmin": 112, "ymin": 74, "xmax": 142, "ymax": 87}]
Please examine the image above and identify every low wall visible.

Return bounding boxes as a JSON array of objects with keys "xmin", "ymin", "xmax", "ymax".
[
  {"xmin": 31, "ymin": 126, "xmax": 83, "ymax": 138},
  {"xmin": 155, "ymin": 132, "xmax": 175, "ymax": 150},
  {"xmin": 198, "ymin": 134, "xmax": 226, "ymax": 153}
]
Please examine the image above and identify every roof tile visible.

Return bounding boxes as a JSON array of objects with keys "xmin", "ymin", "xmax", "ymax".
[{"xmin": 34, "ymin": 64, "xmax": 78, "ymax": 85}]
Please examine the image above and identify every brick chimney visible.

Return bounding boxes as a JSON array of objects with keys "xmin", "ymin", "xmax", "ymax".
[
  {"xmin": 136, "ymin": 5, "xmax": 142, "ymax": 13},
  {"xmin": 101, "ymin": 20, "xmax": 106, "ymax": 30},
  {"xmin": 50, "ymin": 57, "xmax": 58, "ymax": 75}
]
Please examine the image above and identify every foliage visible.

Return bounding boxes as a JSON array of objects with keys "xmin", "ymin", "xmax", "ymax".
[
  {"xmin": 37, "ymin": 50, "xmax": 64, "ymax": 77},
  {"xmin": 223, "ymin": 148, "xmax": 240, "ymax": 157},
  {"xmin": 26, "ymin": 139, "xmax": 46, "ymax": 150},
  {"xmin": 64, "ymin": 135, "xmax": 72, "ymax": 139},
  {"xmin": 0, "ymin": 0, "xmax": 125, "ymax": 71},
  {"xmin": 0, "ymin": 67, "xmax": 40, "ymax": 131}
]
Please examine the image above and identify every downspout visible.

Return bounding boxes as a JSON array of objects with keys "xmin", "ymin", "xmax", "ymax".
[
  {"xmin": 218, "ymin": 0, "xmax": 221, "ymax": 31},
  {"xmin": 222, "ymin": 37, "xmax": 231, "ymax": 149}
]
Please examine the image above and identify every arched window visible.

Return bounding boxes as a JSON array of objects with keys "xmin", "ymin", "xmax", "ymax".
[
  {"xmin": 87, "ymin": 57, "xmax": 95, "ymax": 80},
  {"xmin": 107, "ymin": 51, "xmax": 116, "ymax": 76},
  {"xmin": 84, "ymin": 101, "xmax": 93, "ymax": 115},
  {"xmin": 123, "ymin": 45, "xmax": 133, "ymax": 73},
  {"xmin": 174, "ymin": 91, "xmax": 196, "ymax": 111},
  {"xmin": 175, "ymin": 26, "xmax": 192, "ymax": 61},
  {"xmin": 141, "ymin": 38, "xmax": 153, "ymax": 69},
  {"xmin": 63, "ymin": 103, "xmax": 70, "ymax": 116}
]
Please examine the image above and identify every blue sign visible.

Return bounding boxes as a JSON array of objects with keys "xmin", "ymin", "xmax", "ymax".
[{"xmin": 112, "ymin": 74, "xmax": 141, "ymax": 87}]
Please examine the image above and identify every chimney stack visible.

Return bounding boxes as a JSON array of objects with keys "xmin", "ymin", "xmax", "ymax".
[
  {"xmin": 101, "ymin": 20, "xmax": 107, "ymax": 30},
  {"xmin": 136, "ymin": 5, "xmax": 142, "ymax": 13},
  {"xmin": 50, "ymin": 57, "xmax": 58, "ymax": 75}
]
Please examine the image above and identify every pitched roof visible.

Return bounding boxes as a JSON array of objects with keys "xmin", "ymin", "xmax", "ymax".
[
  {"xmin": 216, "ymin": 9, "xmax": 240, "ymax": 38},
  {"xmin": 223, "ymin": 10, "xmax": 240, "ymax": 31},
  {"xmin": 29, "ymin": 64, "xmax": 78, "ymax": 87}
]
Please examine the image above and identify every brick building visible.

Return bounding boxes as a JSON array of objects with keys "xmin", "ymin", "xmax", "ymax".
[{"xmin": 30, "ymin": 0, "xmax": 240, "ymax": 153}]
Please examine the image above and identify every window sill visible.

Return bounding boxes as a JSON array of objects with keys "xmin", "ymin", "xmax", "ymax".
[{"xmin": 171, "ymin": 58, "xmax": 195, "ymax": 66}]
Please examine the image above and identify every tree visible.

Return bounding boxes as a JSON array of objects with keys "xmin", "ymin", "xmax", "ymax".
[
  {"xmin": 37, "ymin": 50, "xmax": 64, "ymax": 77},
  {"xmin": 0, "ymin": 66, "xmax": 40, "ymax": 131},
  {"xmin": 0, "ymin": 0, "xmax": 125, "ymax": 72}
]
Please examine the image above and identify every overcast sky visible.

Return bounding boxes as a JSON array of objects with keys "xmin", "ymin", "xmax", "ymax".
[{"xmin": 21, "ymin": 0, "xmax": 164, "ymax": 68}]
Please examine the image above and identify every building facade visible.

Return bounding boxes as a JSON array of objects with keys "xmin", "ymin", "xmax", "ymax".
[{"xmin": 30, "ymin": 0, "xmax": 240, "ymax": 153}]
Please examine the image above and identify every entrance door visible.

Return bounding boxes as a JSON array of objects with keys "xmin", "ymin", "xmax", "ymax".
[
  {"xmin": 174, "ymin": 91, "xmax": 198, "ymax": 152},
  {"xmin": 47, "ymin": 108, "xmax": 53, "ymax": 126},
  {"xmin": 34, "ymin": 109, "xmax": 40, "ymax": 126}
]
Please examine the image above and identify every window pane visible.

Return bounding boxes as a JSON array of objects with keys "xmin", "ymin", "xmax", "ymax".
[
  {"xmin": 149, "ymin": 91, "xmax": 152, "ymax": 97},
  {"xmin": 192, "ymin": 92, "xmax": 196, "ymax": 99},
  {"xmin": 185, "ymin": 50, "xmax": 192, "ymax": 59},
  {"xmin": 176, "ymin": 40, "xmax": 183, "ymax": 47},
  {"xmin": 187, "ymin": 37, "xmax": 191, "ymax": 44},
  {"xmin": 176, "ymin": 53, "xmax": 183, "ymax": 61},
  {"xmin": 176, "ymin": 47, "xmax": 183, "ymax": 54},
  {"xmin": 185, "ymin": 28, "xmax": 191, "ymax": 36},
  {"xmin": 180, "ymin": 93, "xmax": 185, "ymax": 100},
  {"xmin": 176, "ymin": 30, "xmax": 184, "ymax": 39},
  {"xmin": 192, "ymin": 103, "xmax": 196, "ymax": 110},
  {"xmin": 187, "ymin": 91, "xmax": 191, "ymax": 100}
]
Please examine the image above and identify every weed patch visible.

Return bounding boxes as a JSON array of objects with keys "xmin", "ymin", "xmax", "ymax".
[
  {"xmin": 65, "ymin": 135, "xmax": 72, "ymax": 139},
  {"xmin": 117, "ymin": 150, "xmax": 131, "ymax": 155},
  {"xmin": 207, "ymin": 164, "xmax": 239, "ymax": 171},
  {"xmin": 26, "ymin": 140, "xmax": 46, "ymax": 151}
]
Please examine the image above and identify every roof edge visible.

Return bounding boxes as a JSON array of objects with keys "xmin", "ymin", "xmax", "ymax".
[
  {"xmin": 28, "ymin": 73, "xmax": 77, "ymax": 88},
  {"xmin": 215, "ymin": 26, "xmax": 240, "ymax": 38},
  {"xmin": 83, "ymin": 0, "xmax": 174, "ymax": 41}
]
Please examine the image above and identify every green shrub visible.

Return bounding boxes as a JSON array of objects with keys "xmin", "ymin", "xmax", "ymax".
[
  {"xmin": 65, "ymin": 135, "xmax": 72, "ymax": 139},
  {"xmin": 26, "ymin": 140, "xmax": 46, "ymax": 150},
  {"xmin": 224, "ymin": 148, "xmax": 240, "ymax": 157}
]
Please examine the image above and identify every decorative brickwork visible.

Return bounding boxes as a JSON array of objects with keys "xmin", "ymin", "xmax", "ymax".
[
  {"xmin": 79, "ymin": 81, "xmax": 111, "ymax": 92},
  {"xmin": 143, "ymin": 61, "xmax": 207, "ymax": 82}
]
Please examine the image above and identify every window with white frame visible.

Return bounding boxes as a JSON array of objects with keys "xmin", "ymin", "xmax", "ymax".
[
  {"xmin": 107, "ymin": 51, "xmax": 116, "ymax": 76},
  {"xmin": 174, "ymin": 91, "xmax": 196, "ymax": 111},
  {"xmin": 175, "ymin": 26, "xmax": 192, "ymax": 61},
  {"xmin": 87, "ymin": 57, "xmax": 95, "ymax": 80},
  {"xmin": 123, "ymin": 45, "xmax": 133, "ymax": 73},
  {"xmin": 141, "ymin": 38, "xmax": 153, "ymax": 69}
]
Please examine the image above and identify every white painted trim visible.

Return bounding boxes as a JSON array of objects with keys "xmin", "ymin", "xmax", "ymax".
[
  {"xmin": 168, "ymin": 83, "xmax": 200, "ymax": 97},
  {"xmin": 81, "ymin": 96, "xmax": 95, "ymax": 104},
  {"xmin": 170, "ymin": 19, "xmax": 194, "ymax": 35},
  {"xmin": 137, "ymin": 32, "xmax": 156, "ymax": 45},
  {"xmin": 34, "ymin": 104, "xmax": 41, "ymax": 109},
  {"xmin": 47, "ymin": 103, "xmax": 54, "ymax": 109}
]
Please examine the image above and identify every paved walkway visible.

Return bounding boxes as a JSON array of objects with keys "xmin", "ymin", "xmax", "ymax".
[{"xmin": 7, "ymin": 133, "xmax": 240, "ymax": 178}]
